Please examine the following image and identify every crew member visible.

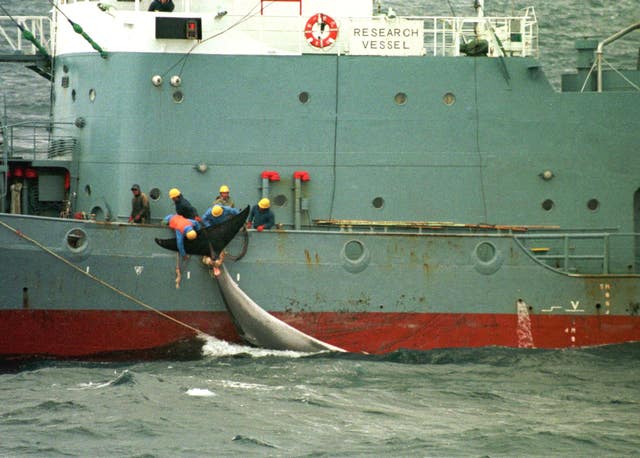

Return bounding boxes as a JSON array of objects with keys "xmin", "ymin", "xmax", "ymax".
[
  {"xmin": 202, "ymin": 203, "xmax": 240, "ymax": 227},
  {"xmin": 163, "ymin": 213, "xmax": 200, "ymax": 258},
  {"xmin": 148, "ymin": 0, "xmax": 175, "ymax": 12},
  {"xmin": 168, "ymin": 188, "xmax": 200, "ymax": 220},
  {"xmin": 247, "ymin": 198, "xmax": 275, "ymax": 231},
  {"xmin": 213, "ymin": 185, "xmax": 235, "ymax": 208},
  {"xmin": 129, "ymin": 184, "xmax": 150, "ymax": 224}
]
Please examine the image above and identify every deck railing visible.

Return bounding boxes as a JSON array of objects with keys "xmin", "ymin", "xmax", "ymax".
[
  {"xmin": 0, "ymin": 16, "xmax": 52, "ymax": 55},
  {"xmin": 1, "ymin": 122, "xmax": 77, "ymax": 160},
  {"xmin": 1, "ymin": 5, "xmax": 538, "ymax": 58},
  {"xmin": 516, "ymin": 232, "xmax": 637, "ymax": 275}
]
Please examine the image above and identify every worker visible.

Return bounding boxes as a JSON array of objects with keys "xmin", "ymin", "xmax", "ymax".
[
  {"xmin": 129, "ymin": 184, "xmax": 150, "ymax": 224},
  {"xmin": 162, "ymin": 213, "xmax": 200, "ymax": 258},
  {"xmin": 148, "ymin": 0, "xmax": 174, "ymax": 12},
  {"xmin": 202, "ymin": 203, "xmax": 240, "ymax": 227},
  {"xmin": 213, "ymin": 185, "xmax": 235, "ymax": 208},
  {"xmin": 168, "ymin": 188, "xmax": 199, "ymax": 220},
  {"xmin": 247, "ymin": 198, "xmax": 275, "ymax": 231}
]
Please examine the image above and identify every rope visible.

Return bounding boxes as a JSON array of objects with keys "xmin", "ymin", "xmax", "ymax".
[
  {"xmin": 0, "ymin": 3, "xmax": 51, "ymax": 59},
  {"xmin": 0, "ymin": 218, "xmax": 210, "ymax": 338},
  {"xmin": 45, "ymin": 0, "xmax": 107, "ymax": 58}
]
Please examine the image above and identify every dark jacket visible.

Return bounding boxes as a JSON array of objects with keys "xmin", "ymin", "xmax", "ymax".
[
  {"xmin": 249, "ymin": 205, "xmax": 275, "ymax": 229},
  {"xmin": 130, "ymin": 192, "xmax": 150, "ymax": 223},
  {"xmin": 174, "ymin": 195, "xmax": 199, "ymax": 220},
  {"xmin": 148, "ymin": 0, "xmax": 175, "ymax": 12}
]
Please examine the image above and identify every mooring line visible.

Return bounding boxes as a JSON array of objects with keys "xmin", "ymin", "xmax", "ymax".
[{"xmin": 0, "ymin": 218, "xmax": 210, "ymax": 338}]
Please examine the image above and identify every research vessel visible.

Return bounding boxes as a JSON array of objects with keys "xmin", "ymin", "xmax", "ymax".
[{"xmin": 1, "ymin": 0, "xmax": 639, "ymax": 360}]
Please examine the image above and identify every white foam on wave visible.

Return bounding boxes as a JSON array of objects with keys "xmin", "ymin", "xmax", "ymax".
[
  {"xmin": 186, "ymin": 388, "xmax": 217, "ymax": 397},
  {"xmin": 219, "ymin": 380, "xmax": 279, "ymax": 391},
  {"xmin": 199, "ymin": 335, "xmax": 312, "ymax": 359},
  {"xmin": 69, "ymin": 370, "xmax": 130, "ymax": 390}
]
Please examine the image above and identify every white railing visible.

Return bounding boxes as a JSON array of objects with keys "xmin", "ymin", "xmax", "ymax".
[
  {"xmin": 418, "ymin": 8, "xmax": 538, "ymax": 57},
  {"xmin": 0, "ymin": 16, "xmax": 52, "ymax": 55},
  {"xmin": 1, "ymin": 7, "xmax": 538, "ymax": 59}
]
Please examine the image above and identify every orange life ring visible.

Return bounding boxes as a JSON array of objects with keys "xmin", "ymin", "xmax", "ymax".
[{"xmin": 304, "ymin": 13, "xmax": 339, "ymax": 48}]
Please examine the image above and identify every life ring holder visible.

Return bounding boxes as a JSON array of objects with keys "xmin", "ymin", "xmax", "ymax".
[{"xmin": 304, "ymin": 13, "xmax": 339, "ymax": 49}]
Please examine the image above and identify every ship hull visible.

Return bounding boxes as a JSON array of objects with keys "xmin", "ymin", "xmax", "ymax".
[
  {"xmin": 1, "ymin": 309, "xmax": 638, "ymax": 360},
  {"xmin": 1, "ymin": 214, "xmax": 638, "ymax": 359}
]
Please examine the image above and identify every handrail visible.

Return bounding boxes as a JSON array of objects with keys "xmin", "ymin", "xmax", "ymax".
[
  {"xmin": 0, "ymin": 16, "xmax": 52, "ymax": 55},
  {"xmin": 516, "ymin": 232, "xmax": 638, "ymax": 275},
  {"xmin": 596, "ymin": 21, "xmax": 640, "ymax": 92}
]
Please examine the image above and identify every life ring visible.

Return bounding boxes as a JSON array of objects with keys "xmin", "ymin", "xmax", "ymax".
[{"xmin": 304, "ymin": 13, "xmax": 339, "ymax": 48}]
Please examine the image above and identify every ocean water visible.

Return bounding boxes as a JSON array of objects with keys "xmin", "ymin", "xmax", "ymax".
[
  {"xmin": 2, "ymin": 1, "xmax": 640, "ymax": 456},
  {"xmin": 2, "ymin": 341, "xmax": 640, "ymax": 456}
]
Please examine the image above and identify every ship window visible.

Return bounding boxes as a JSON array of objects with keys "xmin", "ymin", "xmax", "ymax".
[
  {"xmin": 443, "ymin": 92, "xmax": 455, "ymax": 106},
  {"xmin": 475, "ymin": 241, "xmax": 496, "ymax": 263},
  {"xmin": 84, "ymin": 184, "xmax": 91, "ymax": 196},
  {"xmin": 172, "ymin": 90, "xmax": 184, "ymax": 103},
  {"xmin": 587, "ymin": 198, "xmax": 599, "ymax": 211},
  {"xmin": 273, "ymin": 194, "xmax": 287, "ymax": 207},
  {"xmin": 89, "ymin": 89, "xmax": 96, "ymax": 102},
  {"xmin": 149, "ymin": 188, "xmax": 161, "ymax": 201},
  {"xmin": 542, "ymin": 199, "xmax": 554, "ymax": 211},
  {"xmin": 344, "ymin": 240, "xmax": 364, "ymax": 261},
  {"xmin": 66, "ymin": 228, "xmax": 88, "ymax": 251},
  {"xmin": 63, "ymin": 65, "xmax": 69, "ymax": 73},
  {"xmin": 299, "ymin": 92, "xmax": 309, "ymax": 104},
  {"xmin": 372, "ymin": 197, "xmax": 384, "ymax": 209},
  {"xmin": 394, "ymin": 92, "xmax": 407, "ymax": 105}
]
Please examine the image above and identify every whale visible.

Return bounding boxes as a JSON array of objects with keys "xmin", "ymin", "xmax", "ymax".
[
  {"xmin": 155, "ymin": 205, "xmax": 249, "ymax": 256},
  {"xmin": 215, "ymin": 265, "xmax": 346, "ymax": 353}
]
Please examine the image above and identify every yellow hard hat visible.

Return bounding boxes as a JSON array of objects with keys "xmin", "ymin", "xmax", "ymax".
[
  {"xmin": 212, "ymin": 205, "xmax": 223, "ymax": 217},
  {"xmin": 258, "ymin": 198, "xmax": 270, "ymax": 209},
  {"xmin": 186, "ymin": 229, "xmax": 197, "ymax": 240},
  {"xmin": 169, "ymin": 188, "xmax": 181, "ymax": 199},
  {"xmin": 219, "ymin": 185, "xmax": 229, "ymax": 193}
]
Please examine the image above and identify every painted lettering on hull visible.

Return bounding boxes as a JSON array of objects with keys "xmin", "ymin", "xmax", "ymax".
[{"xmin": 349, "ymin": 19, "xmax": 424, "ymax": 56}]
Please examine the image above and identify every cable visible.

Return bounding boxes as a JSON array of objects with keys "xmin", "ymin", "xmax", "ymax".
[
  {"xmin": 163, "ymin": 0, "xmax": 268, "ymax": 79},
  {"xmin": 0, "ymin": 217, "xmax": 211, "ymax": 338}
]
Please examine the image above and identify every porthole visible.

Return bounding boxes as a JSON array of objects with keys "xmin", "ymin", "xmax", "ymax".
[
  {"xmin": 149, "ymin": 187, "xmax": 161, "ymax": 201},
  {"xmin": 65, "ymin": 228, "xmax": 89, "ymax": 254},
  {"xmin": 372, "ymin": 197, "xmax": 384, "ymax": 209},
  {"xmin": 89, "ymin": 88, "xmax": 96, "ymax": 102},
  {"xmin": 394, "ymin": 92, "xmax": 407, "ymax": 105},
  {"xmin": 475, "ymin": 241, "xmax": 496, "ymax": 263},
  {"xmin": 472, "ymin": 241, "xmax": 503, "ymax": 275},
  {"xmin": 542, "ymin": 199, "xmax": 554, "ymax": 211},
  {"xmin": 344, "ymin": 240, "xmax": 364, "ymax": 261},
  {"xmin": 298, "ymin": 92, "xmax": 309, "ymax": 104},
  {"xmin": 172, "ymin": 90, "xmax": 184, "ymax": 103},
  {"xmin": 84, "ymin": 184, "xmax": 92, "ymax": 196},
  {"xmin": 71, "ymin": 89, "xmax": 76, "ymax": 102},
  {"xmin": 273, "ymin": 194, "xmax": 287, "ymax": 207},
  {"xmin": 63, "ymin": 65, "xmax": 69, "ymax": 73},
  {"xmin": 443, "ymin": 92, "xmax": 456, "ymax": 106},
  {"xmin": 341, "ymin": 239, "xmax": 371, "ymax": 274},
  {"xmin": 587, "ymin": 198, "xmax": 599, "ymax": 211}
]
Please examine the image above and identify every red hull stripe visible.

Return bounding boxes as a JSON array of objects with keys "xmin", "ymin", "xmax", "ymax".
[{"xmin": 1, "ymin": 310, "xmax": 638, "ymax": 358}]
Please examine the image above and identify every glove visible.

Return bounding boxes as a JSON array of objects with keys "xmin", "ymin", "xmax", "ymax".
[
  {"xmin": 257, "ymin": 225, "xmax": 264, "ymax": 232},
  {"xmin": 246, "ymin": 221, "xmax": 252, "ymax": 228},
  {"xmin": 134, "ymin": 215, "xmax": 140, "ymax": 222},
  {"xmin": 128, "ymin": 216, "xmax": 133, "ymax": 223}
]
